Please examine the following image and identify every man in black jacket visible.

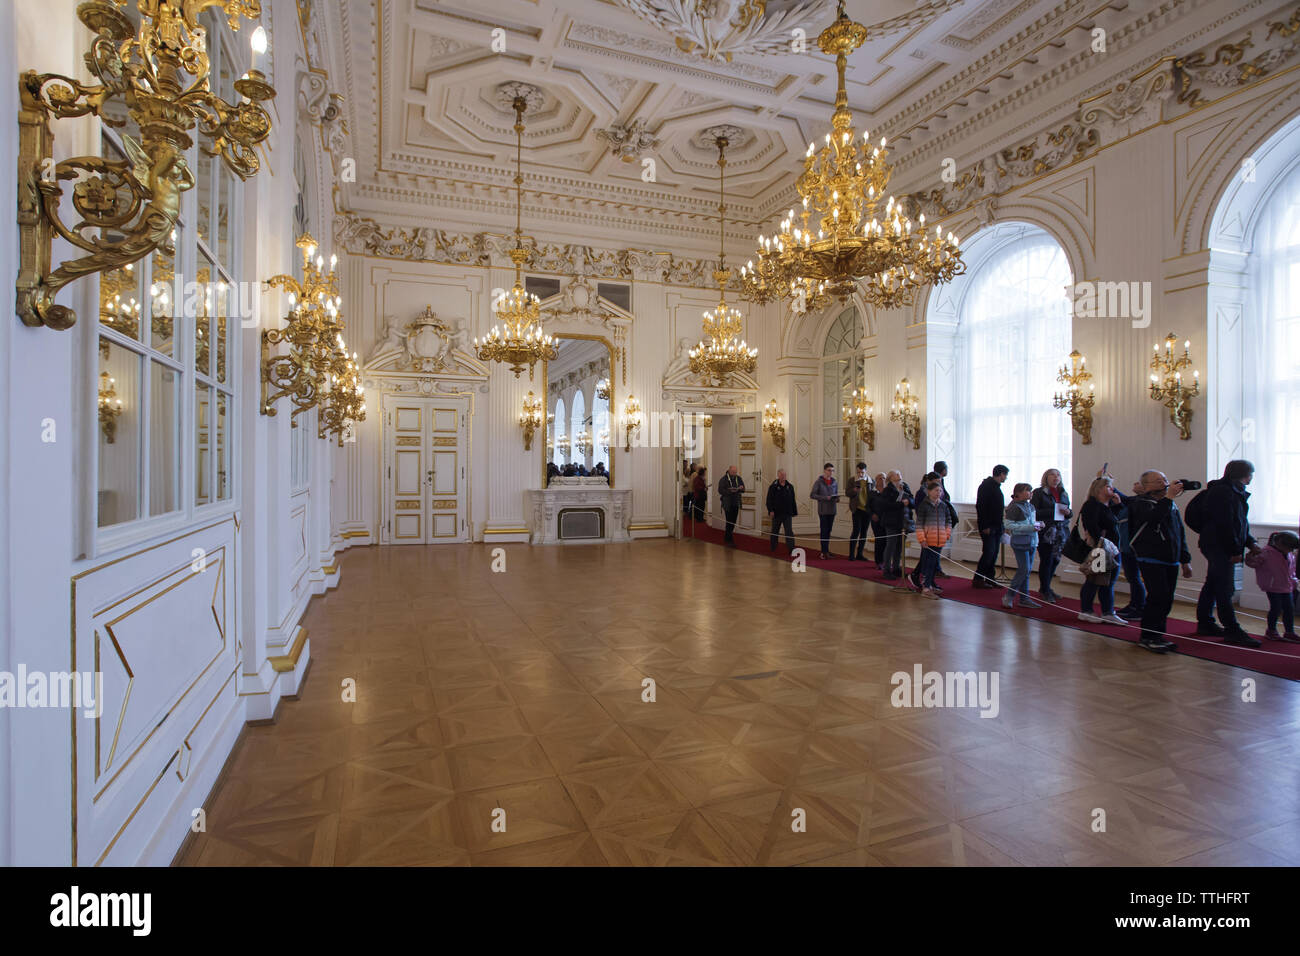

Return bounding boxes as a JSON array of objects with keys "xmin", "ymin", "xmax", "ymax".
[
  {"xmin": 974, "ymin": 465, "xmax": 1009, "ymax": 587},
  {"xmin": 1194, "ymin": 460, "xmax": 1261, "ymax": 647},
  {"xmin": 868, "ymin": 472, "xmax": 888, "ymax": 566},
  {"xmin": 718, "ymin": 465, "xmax": 745, "ymax": 546},
  {"xmin": 847, "ymin": 462, "xmax": 872, "ymax": 560},
  {"xmin": 1126, "ymin": 470, "xmax": 1194, "ymax": 653},
  {"xmin": 766, "ymin": 469, "xmax": 798, "ymax": 553},
  {"xmin": 878, "ymin": 470, "xmax": 913, "ymax": 579}
]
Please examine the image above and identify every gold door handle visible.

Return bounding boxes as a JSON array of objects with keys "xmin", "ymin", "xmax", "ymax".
[{"xmin": 426, "ymin": 469, "xmax": 434, "ymax": 485}]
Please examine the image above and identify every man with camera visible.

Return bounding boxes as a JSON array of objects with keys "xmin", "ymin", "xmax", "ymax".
[
  {"xmin": 1189, "ymin": 460, "xmax": 1261, "ymax": 648},
  {"xmin": 1125, "ymin": 471, "xmax": 1194, "ymax": 654}
]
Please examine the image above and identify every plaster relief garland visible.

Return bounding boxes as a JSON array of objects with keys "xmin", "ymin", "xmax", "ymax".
[
  {"xmin": 332, "ymin": 212, "xmax": 745, "ymax": 292},
  {"xmin": 901, "ymin": 2, "xmax": 1300, "ymax": 220}
]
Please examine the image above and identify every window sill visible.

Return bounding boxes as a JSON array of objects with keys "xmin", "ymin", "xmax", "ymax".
[{"xmin": 90, "ymin": 503, "xmax": 239, "ymax": 563}]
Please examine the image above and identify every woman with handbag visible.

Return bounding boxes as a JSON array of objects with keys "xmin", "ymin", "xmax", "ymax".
[
  {"xmin": 1031, "ymin": 468, "xmax": 1072, "ymax": 604},
  {"xmin": 1076, "ymin": 476, "xmax": 1126, "ymax": 624}
]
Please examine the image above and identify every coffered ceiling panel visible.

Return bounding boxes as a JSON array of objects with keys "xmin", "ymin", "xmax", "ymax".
[{"xmin": 313, "ymin": 0, "xmax": 1147, "ymax": 252}]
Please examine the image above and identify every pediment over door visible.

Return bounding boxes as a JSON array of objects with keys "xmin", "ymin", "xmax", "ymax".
[
  {"xmin": 661, "ymin": 335, "xmax": 759, "ymax": 405},
  {"xmin": 364, "ymin": 306, "xmax": 489, "ymax": 394}
]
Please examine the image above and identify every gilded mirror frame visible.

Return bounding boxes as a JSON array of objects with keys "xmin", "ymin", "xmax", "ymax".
[{"xmin": 541, "ymin": 333, "xmax": 615, "ymax": 489}]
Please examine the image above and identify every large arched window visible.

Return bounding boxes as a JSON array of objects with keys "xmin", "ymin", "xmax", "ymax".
[
  {"xmin": 591, "ymin": 392, "xmax": 609, "ymax": 471},
  {"xmin": 953, "ymin": 227, "xmax": 1073, "ymax": 495},
  {"xmin": 1244, "ymin": 162, "xmax": 1300, "ymax": 523},
  {"xmin": 553, "ymin": 397, "xmax": 567, "ymax": 465},
  {"xmin": 821, "ymin": 306, "xmax": 864, "ymax": 479},
  {"xmin": 570, "ymin": 390, "xmax": 587, "ymax": 468}
]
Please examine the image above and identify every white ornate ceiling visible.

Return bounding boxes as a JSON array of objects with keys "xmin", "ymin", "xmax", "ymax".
[{"xmin": 309, "ymin": 0, "xmax": 1160, "ymax": 255}]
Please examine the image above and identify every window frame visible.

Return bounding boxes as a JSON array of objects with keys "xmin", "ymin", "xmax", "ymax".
[
  {"xmin": 951, "ymin": 229, "xmax": 1074, "ymax": 503},
  {"xmin": 819, "ymin": 306, "xmax": 865, "ymax": 481},
  {"xmin": 89, "ymin": 11, "xmax": 247, "ymax": 556}
]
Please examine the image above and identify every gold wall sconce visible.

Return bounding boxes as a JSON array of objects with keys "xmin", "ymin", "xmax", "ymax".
[
  {"xmin": 519, "ymin": 391, "xmax": 543, "ymax": 450},
  {"xmin": 622, "ymin": 394, "xmax": 642, "ymax": 451},
  {"xmin": 317, "ymin": 335, "xmax": 366, "ymax": 445},
  {"xmin": 890, "ymin": 377, "xmax": 920, "ymax": 449},
  {"xmin": 596, "ymin": 377, "xmax": 611, "ymax": 401},
  {"xmin": 261, "ymin": 233, "xmax": 344, "ymax": 421},
  {"xmin": 575, "ymin": 429, "xmax": 593, "ymax": 458},
  {"xmin": 97, "ymin": 371, "xmax": 123, "ymax": 444},
  {"xmin": 1149, "ymin": 332, "xmax": 1199, "ymax": 440},
  {"xmin": 762, "ymin": 398, "xmax": 786, "ymax": 452},
  {"xmin": 1053, "ymin": 349, "xmax": 1095, "ymax": 444},
  {"xmin": 841, "ymin": 388, "xmax": 875, "ymax": 450},
  {"xmin": 16, "ymin": 0, "xmax": 274, "ymax": 330}
]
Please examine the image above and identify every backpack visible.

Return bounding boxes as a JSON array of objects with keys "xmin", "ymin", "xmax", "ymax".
[{"xmin": 1182, "ymin": 488, "xmax": 1209, "ymax": 534}]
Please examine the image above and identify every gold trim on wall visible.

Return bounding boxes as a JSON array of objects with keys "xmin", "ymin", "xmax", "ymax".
[{"xmin": 269, "ymin": 627, "xmax": 309, "ymax": 674}]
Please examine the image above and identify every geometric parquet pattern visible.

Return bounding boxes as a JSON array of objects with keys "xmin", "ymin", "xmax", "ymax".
[{"xmin": 176, "ymin": 540, "xmax": 1300, "ymax": 866}]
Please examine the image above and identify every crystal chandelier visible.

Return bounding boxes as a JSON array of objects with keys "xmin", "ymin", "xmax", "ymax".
[
  {"xmin": 689, "ymin": 133, "xmax": 758, "ymax": 387},
  {"xmin": 474, "ymin": 93, "xmax": 557, "ymax": 379},
  {"xmin": 738, "ymin": 1, "xmax": 965, "ymax": 311}
]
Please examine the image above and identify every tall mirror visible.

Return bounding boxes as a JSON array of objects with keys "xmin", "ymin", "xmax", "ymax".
[{"xmin": 543, "ymin": 335, "xmax": 613, "ymax": 487}]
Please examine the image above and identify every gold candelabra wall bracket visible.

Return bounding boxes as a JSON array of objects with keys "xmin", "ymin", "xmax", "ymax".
[
  {"xmin": 889, "ymin": 377, "xmax": 920, "ymax": 450},
  {"xmin": 97, "ymin": 371, "xmax": 122, "ymax": 443},
  {"xmin": 16, "ymin": 0, "xmax": 274, "ymax": 330},
  {"xmin": 841, "ymin": 388, "xmax": 875, "ymax": 451},
  {"xmin": 261, "ymin": 233, "xmax": 365, "ymax": 443},
  {"xmin": 1053, "ymin": 349, "xmax": 1096, "ymax": 444},
  {"xmin": 622, "ymin": 394, "xmax": 642, "ymax": 452},
  {"xmin": 519, "ymin": 391, "xmax": 543, "ymax": 451},
  {"xmin": 762, "ymin": 398, "xmax": 786, "ymax": 452},
  {"xmin": 1149, "ymin": 332, "xmax": 1199, "ymax": 440}
]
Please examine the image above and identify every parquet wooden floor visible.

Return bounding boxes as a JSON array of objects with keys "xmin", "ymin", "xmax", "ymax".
[{"xmin": 176, "ymin": 539, "xmax": 1300, "ymax": 866}]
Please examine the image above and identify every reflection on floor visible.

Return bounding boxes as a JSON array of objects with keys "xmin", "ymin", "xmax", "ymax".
[{"xmin": 176, "ymin": 540, "xmax": 1300, "ymax": 866}]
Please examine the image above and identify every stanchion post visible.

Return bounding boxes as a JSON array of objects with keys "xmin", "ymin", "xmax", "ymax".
[{"xmin": 996, "ymin": 539, "xmax": 1011, "ymax": 582}]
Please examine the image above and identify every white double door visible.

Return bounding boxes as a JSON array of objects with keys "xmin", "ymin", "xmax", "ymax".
[{"xmin": 382, "ymin": 394, "xmax": 468, "ymax": 544}]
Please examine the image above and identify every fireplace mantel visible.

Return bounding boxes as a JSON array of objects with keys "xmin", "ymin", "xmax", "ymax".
[{"xmin": 526, "ymin": 481, "xmax": 632, "ymax": 544}]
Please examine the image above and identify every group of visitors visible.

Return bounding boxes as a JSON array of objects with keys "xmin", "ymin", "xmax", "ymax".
[
  {"xmin": 547, "ymin": 461, "xmax": 608, "ymax": 481},
  {"xmin": 774, "ymin": 460, "xmax": 956, "ymax": 583},
  {"xmin": 971, "ymin": 458, "xmax": 1299, "ymax": 653},
  {"xmin": 752, "ymin": 456, "xmax": 1295, "ymax": 657}
]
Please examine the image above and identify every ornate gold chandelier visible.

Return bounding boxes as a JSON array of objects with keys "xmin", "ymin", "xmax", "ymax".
[
  {"xmin": 689, "ymin": 133, "xmax": 757, "ymax": 387},
  {"xmin": 738, "ymin": 1, "xmax": 964, "ymax": 311},
  {"xmin": 474, "ymin": 93, "xmax": 557, "ymax": 380}
]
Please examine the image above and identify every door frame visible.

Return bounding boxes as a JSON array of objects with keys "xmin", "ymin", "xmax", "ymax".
[
  {"xmin": 379, "ymin": 392, "xmax": 470, "ymax": 544},
  {"xmin": 673, "ymin": 401, "xmax": 748, "ymax": 539}
]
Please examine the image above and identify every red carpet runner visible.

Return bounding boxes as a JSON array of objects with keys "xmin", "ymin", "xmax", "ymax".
[{"xmin": 686, "ymin": 517, "xmax": 1300, "ymax": 681}]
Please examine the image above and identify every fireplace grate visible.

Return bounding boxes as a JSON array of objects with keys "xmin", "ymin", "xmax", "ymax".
[{"xmin": 558, "ymin": 508, "xmax": 604, "ymax": 540}]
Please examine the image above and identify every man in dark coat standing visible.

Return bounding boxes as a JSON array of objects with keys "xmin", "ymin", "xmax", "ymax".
[
  {"xmin": 766, "ymin": 468, "xmax": 798, "ymax": 553},
  {"xmin": 974, "ymin": 465, "xmax": 1009, "ymax": 587},
  {"xmin": 1194, "ymin": 459, "xmax": 1261, "ymax": 647},
  {"xmin": 718, "ymin": 465, "xmax": 745, "ymax": 546},
  {"xmin": 1127, "ymin": 470, "xmax": 1194, "ymax": 653},
  {"xmin": 878, "ymin": 470, "xmax": 913, "ymax": 579}
]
